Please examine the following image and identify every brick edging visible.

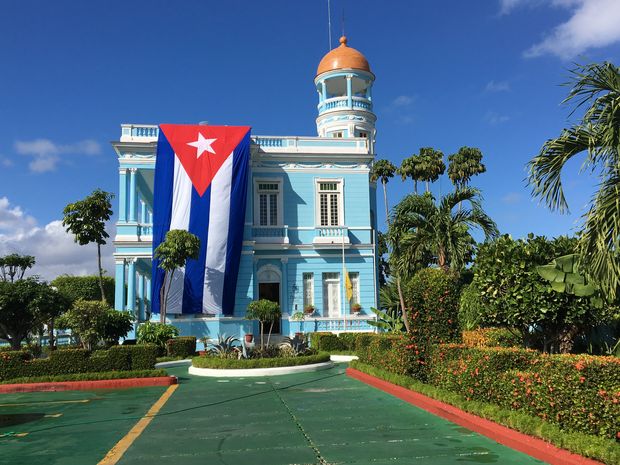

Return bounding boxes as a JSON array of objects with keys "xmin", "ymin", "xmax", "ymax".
[
  {"xmin": 0, "ymin": 376, "xmax": 177, "ymax": 394},
  {"xmin": 346, "ymin": 367, "xmax": 604, "ymax": 465}
]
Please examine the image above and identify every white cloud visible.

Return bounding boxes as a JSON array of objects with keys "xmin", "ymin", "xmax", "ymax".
[
  {"xmin": 502, "ymin": 192, "xmax": 523, "ymax": 204},
  {"xmin": 0, "ymin": 197, "xmax": 114, "ymax": 281},
  {"xmin": 14, "ymin": 138, "xmax": 102, "ymax": 173},
  {"xmin": 0, "ymin": 157, "xmax": 13, "ymax": 167},
  {"xmin": 391, "ymin": 95, "xmax": 414, "ymax": 107},
  {"xmin": 500, "ymin": 0, "xmax": 620, "ymax": 59},
  {"xmin": 485, "ymin": 111, "xmax": 511, "ymax": 125},
  {"xmin": 485, "ymin": 80, "xmax": 511, "ymax": 92}
]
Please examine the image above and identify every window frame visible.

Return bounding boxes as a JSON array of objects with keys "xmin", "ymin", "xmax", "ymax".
[
  {"xmin": 302, "ymin": 272, "xmax": 314, "ymax": 308},
  {"xmin": 315, "ymin": 178, "xmax": 344, "ymax": 227},
  {"xmin": 254, "ymin": 178, "xmax": 284, "ymax": 227}
]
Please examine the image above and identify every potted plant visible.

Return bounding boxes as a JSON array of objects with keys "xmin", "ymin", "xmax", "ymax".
[
  {"xmin": 290, "ymin": 311, "xmax": 305, "ymax": 338},
  {"xmin": 244, "ymin": 333, "xmax": 254, "ymax": 343},
  {"xmin": 304, "ymin": 304, "xmax": 315, "ymax": 315},
  {"xmin": 351, "ymin": 303, "xmax": 362, "ymax": 314}
]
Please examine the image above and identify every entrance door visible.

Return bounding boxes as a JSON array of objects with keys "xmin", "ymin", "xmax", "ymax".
[
  {"xmin": 259, "ymin": 282, "xmax": 281, "ymax": 334},
  {"xmin": 322, "ymin": 273, "xmax": 341, "ymax": 318}
]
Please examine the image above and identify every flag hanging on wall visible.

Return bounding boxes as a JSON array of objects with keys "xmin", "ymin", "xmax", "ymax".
[{"xmin": 151, "ymin": 124, "xmax": 251, "ymax": 316}]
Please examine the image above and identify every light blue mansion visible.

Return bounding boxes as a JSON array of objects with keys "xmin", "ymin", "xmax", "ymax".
[{"xmin": 112, "ymin": 36, "xmax": 379, "ymax": 339}]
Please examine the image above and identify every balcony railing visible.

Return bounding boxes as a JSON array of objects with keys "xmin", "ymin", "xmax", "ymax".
[
  {"xmin": 317, "ymin": 96, "xmax": 372, "ymax": 114},
  {"xmin": 313, "ymin": 226, "xmax": 350, "ymax": 245},
  {"xmin": 120, "ymin": 124, "xmax": 159, "ymax": 142},
  {"xmin": 252, "ymin": 225, "xmax": 289, "ymax": 244},
  {"xmin": 302, "ymin": 316, "xmax": 377, "ymax": 332},
  {"xmin": 137, "ymin": 224, "xmax": 153, "ymax": 239}
]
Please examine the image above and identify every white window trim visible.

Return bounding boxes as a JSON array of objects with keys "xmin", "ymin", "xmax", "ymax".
[
  {"xmin": 314, "ymin": 178, "xmax": 344, "ymax": 227},
  {"xmin": 302, "ymin": 272, "xmax": 314, "ymax": 308},
  {"xmin": 254, "ymin": 177, "xmax": 284, "ymax": 227}
]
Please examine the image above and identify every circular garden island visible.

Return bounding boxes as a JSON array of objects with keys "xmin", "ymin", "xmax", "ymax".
[{"xmin": 189, "ymin": 335, "xmax": 333, "ymax": 377}]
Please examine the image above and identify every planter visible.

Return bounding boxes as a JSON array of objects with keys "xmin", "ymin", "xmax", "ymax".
[{"xmin": 244, "ymin": 334, "xmax": 254, "ymax": 343}]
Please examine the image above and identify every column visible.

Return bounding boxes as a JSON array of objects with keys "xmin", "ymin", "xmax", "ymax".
[
  {"xmin": 138, "ymin": 273, "xmax": 145, "ymax": 322},
  {"xmin": 140, "ymin": 199, "xmax": 147, "ymax": 224},
  {"xmin": 281, "ymin": 258, "xmax": 288, "ymax": 314},
  {"xmin": 126, "ymin": 258, "xmax": 136, "ymax": 313},
  {"xmin": 128, "ymin": 168, "xmax": 137, "ymax": 222},
  {"xmin": 118, "ymin": 169, "xmax": 128, "ymax": 222},
  {"xmin": 114, "ymin": 259, "xmax": 126, "ymax": 310},
  {"xmin": 145, "ymin": 277, "xmax": 152, "ymax": 320},
  {"xmin": 366, "ymin": 81, "xmax": 372, "ymax": 101},
  {"xmin": 147, "ymin": 209, "xmax": 153, "ymax": 224},
  {"xmin": 346, "ymin": 75, "xmax": 353, "ymax": 109},
  {"xmin": 321, "ymin": 80, "xmax": 327, "ymax": 102},
  {"xmin": 252, "ymin": 256, "xmax": 258, "ymax": 300}
]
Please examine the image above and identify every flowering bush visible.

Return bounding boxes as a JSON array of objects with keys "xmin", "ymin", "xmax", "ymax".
[
  {"xmin": 462, "ymin": 328, "xmax": 522, "ymax": 348},
  {"xmin": 357, "ymin": 333, "xmax": 427, "ymax": 378}
]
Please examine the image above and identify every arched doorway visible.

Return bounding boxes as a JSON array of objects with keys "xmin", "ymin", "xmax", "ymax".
[{"xmin": 257, "ymin": 265, "xmax": 281, "ymax": 334}]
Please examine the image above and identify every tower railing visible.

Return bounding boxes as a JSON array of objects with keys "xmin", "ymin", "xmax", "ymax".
[{"xmin": 317, "ymin": 96, "xmax": 372, "ymax": 114}]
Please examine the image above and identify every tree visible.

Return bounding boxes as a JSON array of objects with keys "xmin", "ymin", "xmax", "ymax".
[
  {"xmin": 417, "ymin": 147, "xmax": 445, "ymax": 192},
  {"xmin": 389, "ymin": 188, "xmax": 498, "ymax": 271},
  {"xmin": 0, "ymin": 278, "xmax": 45, "ymax": 350},
  {"xmin": 377, "ymin": 231, "xmax": 390, "ymax": 286},
  {"xmin": 370, "ymin": 159, "xmax": 409, "ymax": 332},
  {"xmin": 56, "ymin": 300, "xmax": 133, "ymax": 350},
  {"xmin": 154, "ymin": 229, "xmax": 200, "ymax": 323},
  {"xmin": 472, "ymin": 234, "xmax": 615, "ymax": 353},
  {"xmin": 447, "ymin": 146, "xmax": 486, "ymax": 190},
  {"xmin": 397, "ymin": 155, "xmax": 421, "ymax": 194},
  {"xmin": 0, "ymin": 254, "xmax": 35, "ymax": 282},
  {"xmin": 245, "ymin": 299, "xmax": 281, "ymax": 348},
  {"xmin": 527, "ymin": 62, "xmax": 620, "ymax": 302},
  {"xmin": 62, "ymin": 189, "xmax": 114, "ymax": 303},
  {"xmin": 51, "ymin": 275, "xmax": 115, "ymax": 304},
  {"xmin": 34, "ymin": 285, "xmax": 71, "ymax": 349}
]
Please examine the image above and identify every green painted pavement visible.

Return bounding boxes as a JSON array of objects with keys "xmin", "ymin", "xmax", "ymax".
[{"xmin": 0, "ymin": 365, "xmax": 547, "ymax": 464}]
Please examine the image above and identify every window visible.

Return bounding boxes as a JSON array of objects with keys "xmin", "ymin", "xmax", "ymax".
[
  {"xmin": 332, "ymin": 131, "xmax": 343, "ymax": 138},
  {"xmin": 256, "ymin": 181, "xmax": 281, "ymax": 226},
  {"xmin": 317, "ymin": 180, "xmax": 342, "ymax": 227},
  {"xmin": 348, "ymin": 272, "xmax": 360, "ymax": 310},
  {"xmin": 358, "ymin": 131, "xmax": 368, "ymax": 138},
  {"xmin": 303, "ymin": 273, "xmax": 314, "ymax": 308}
]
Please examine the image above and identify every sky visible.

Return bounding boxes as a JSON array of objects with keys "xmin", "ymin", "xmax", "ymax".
[{"xmin": 1, "ymin": 0, "xmax": 619, "ymax": 280}]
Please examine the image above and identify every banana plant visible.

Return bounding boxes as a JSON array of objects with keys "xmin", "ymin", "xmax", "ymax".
[{"xmin": 367, "ymin": 307, "xmax": 404, "ymax": 333}]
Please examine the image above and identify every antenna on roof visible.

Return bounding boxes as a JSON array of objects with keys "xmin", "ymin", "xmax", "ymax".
[
  {"xmin": 327, "ymin": 0, "xmax": 333, "ymax": 50},
  {"xmin": 341, "ymin": 6, "xmax": 345, "ymax": 37}
]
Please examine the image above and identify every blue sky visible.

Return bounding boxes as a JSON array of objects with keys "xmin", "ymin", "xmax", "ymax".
[{"xmin": 1, "ymin": 0, "xmax": 619, "ymax": 279}]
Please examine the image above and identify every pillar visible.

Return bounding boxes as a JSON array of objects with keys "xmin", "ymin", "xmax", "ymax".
[
  {"xmin": 145, "ymin": 277, "xmax": 152, "ymax": 320},
  {"xmin": 321, "ymin": 80, "xmax": 327, "ymax": 102},
  {"xmin": 366, "ymin": 81, "xmax": 372, "ymax": 101},
  {"xmin": 140, "ymin": 199, "xmax": 147, "ymax": 224},
  {"xmin": 118, "ymin": 169, "xmax": 127, "ymax": 222},
  {"xmin": 114, "ymin": 259, "xmax": 126, "ymax": 310},
  {"xmin": 252, "ymin": 257, "xmax": 258, "ymax": 300},
  {"xmin": 128, "ymin": 168, "xmax": 137, "ymax": 222},
  {"xmin": 147, "ymin": 209, "xmax": 153, "ymax": 224},
  {"xmin": 138, "ymin": 273, "xmax": 145, "ymax": 322},
  {"xmin": 126, "ymin": 258, "xmax": 136, "ymax": 313},
  {"xmin": 346, "ymin": 75, "xmax": 353, "ymax": 109},
  {"xmin": 281, "ymin": 258, "xmax": 288, "ymax": 314}
]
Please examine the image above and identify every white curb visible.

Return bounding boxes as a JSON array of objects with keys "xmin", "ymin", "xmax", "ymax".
[
  {"xmin": 155, "ymin": 359, "xmax": 192, "ymax": 368},
  {"xmin": 188, "ymin": 361, "xmax": 334, "ymax": 377},
  {"xmin": 329, "ymin": 354, "xmax": 359, "ymax": 362}
]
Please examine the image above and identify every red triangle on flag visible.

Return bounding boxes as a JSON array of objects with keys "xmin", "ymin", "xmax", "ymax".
[{"xmin": 160, "ymin": 124, "xmax": 251, "ymax": 196}]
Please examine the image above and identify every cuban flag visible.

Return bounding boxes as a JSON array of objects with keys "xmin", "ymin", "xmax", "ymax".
[{"xmin": 151, "ymin": 124, "xmax": 251, "ymax": 316}]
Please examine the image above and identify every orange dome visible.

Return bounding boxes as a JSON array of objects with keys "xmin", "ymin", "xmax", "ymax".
[{"xmin": 316, "ymin": 36, "xmax": 371, "ymax": 76}]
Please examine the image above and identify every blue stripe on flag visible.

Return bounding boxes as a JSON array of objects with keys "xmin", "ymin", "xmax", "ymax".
[
  {"xmin": 221, "ymin": 133, "xmax": 251, "ymax": 315},
  {"xmin": 182, "ymin": 184, "xmax": 211, "ymax": 314},
  {"xmin": 150, "ymin": 130, "xmax": 175, "ymax": 315}
]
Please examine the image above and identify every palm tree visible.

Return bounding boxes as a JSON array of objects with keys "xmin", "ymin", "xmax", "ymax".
[
  {"xmin": 527, "ymin": 62, "xmax": 620, "ymax": 301},
  {"xmin": 417, "ymin": 147, "xmax": 445, "ymax": 192},
  {"xmin": 389, "ymin": 188, "xmax": 498, "ymax": 271},
  {"xmin": 448, "ymin": 146, "xmax": 486, "ymax": 190},
  {"xmin": 398, "ymin": 155, "xmax": 420, "ymax": 194}
]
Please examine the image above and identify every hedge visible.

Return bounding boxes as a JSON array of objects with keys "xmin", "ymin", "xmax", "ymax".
[
  {"xmin": 356, "ymin": 333, "xmax": 425, "ymax": 378},
  {"xmin": 1, "ymin": 369, "xmax": 168, "ymax": 384},
  {"xmin": 308, "ymin": 332, "xmax": 373, "ymax": 353},
  {"xmin": 166, "ymin": 337, "xmax": 196, "ymax": 358},
  {"xmin": 350, "ymin": 361, "xmax": 620, "ymax": 465},
  {"xmin": 192, "ymin": 352, "xmax": 330, "ymax": 369},
  {"xmin": 0, "ymin": 344, "xmax": 158, "ymax": 381},
  {"xmin": 462, "ymin": 328, "xmax": 522, "ymax": 348}
]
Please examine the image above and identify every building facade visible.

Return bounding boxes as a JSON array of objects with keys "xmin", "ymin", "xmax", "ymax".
[{"xmin": 112, "ymin": 37, "xmax": 379, "ymax": 340}]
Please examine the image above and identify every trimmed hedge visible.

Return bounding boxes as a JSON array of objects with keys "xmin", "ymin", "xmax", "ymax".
[
  {"xmin": 0, "ymin": 344, "xmax": 158, "ymax": 381},
  {"xmin": 428, "ymin": 344, "xmax": 620, "ymax": 438},
  {"xmin": 350, "ymin": 361, "xmax": 620, "ymax": 465},
  {"xmin": 357, "ymin": 333, "xmax": 425, "ymax": 378},
  {"xmin": 166, "ymin": 337, "xmax": 196, "ymax": 358},
  {"xmin": 309, "ymin": 332, "xmax": 374, "ymax": 353},
  {"xmin": 462, "ymin": 328, "xmax": 522, "ymax": 348},
  {"xmin": 1, "ymin": 369, "xmax": 168, "ymax": 385},
  {"xmin": 192, "ymin": 352, "xmax": 330, "ymax": 369}
]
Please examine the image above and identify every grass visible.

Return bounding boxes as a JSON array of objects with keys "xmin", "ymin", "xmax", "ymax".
[
  {"xmin": 192, "ymin": 352, "xmax": 331, "ymax": 369},
  {"xmin": 156, "ymin": 356, "xmax": 191, "ymax": 363},
  {"xmin": 350, "ymin": 361, "xmax": 620, "ymax": 465},
  {"xmin": 0, "ymin": 369, "xmax": 169, "ymax": 384}
]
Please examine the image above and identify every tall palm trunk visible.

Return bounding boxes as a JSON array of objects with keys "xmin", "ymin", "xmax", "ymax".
[
  {"xmin": 382, "ymin": 179, "xmax": 410, "ymax": 333},
  {"xmin": 97, "ymin": 243, "xmax": 106, "ymax": 303},
  {"xmin": 425, "ymin": 180, "xmax": 430, "ymax": 193},
  {"xmin": 414, "ymin": 180, "xmax": 418, "ymax": 195}
]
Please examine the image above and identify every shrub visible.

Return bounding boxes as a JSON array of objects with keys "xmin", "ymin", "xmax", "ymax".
[
  {"xmin": 357, "ymin": 333, "xmax": 423, "ymax": 378},
  {"xmin": 458, "ymin": 283, "xmax": 485, "ymax": 330},
  {"xmin": 192, "ymin": 352, "xmax": 329, "ymax": 369},
  {"xmin": 337, "ymin": 333, "xmax": 359, "ymax": 350},
  {"xmin": 51, "ymin": 275, "xmax": 115, "ymax": 304},
  {"xmin": 122, "ymin": 344, "xmax": 158, "ymax": 370},
  {"xmin": 309, "ymin": 332, "xmax": 348, "ymax": 352},
  {"xmin": 166, "ymin": 337, "xmax": 196, "ymax": 358},
  {"xmin": 1, "ymin": 369, "xmax": 167, "ymax": 385},
  {"xmin": 245, "ymin": 299, "xmax": 281, "ymax": 347},
  {"xmin": 136, "ymin": 322, "xmax": 179, "ymax": 353},
  {"xmin": 462, "ymin": 328, "xmax": 522, "ymax": 348}
]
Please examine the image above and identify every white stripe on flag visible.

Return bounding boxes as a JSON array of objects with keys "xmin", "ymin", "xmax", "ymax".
[
  {"xmin": 167, "ymin": 155, "xmax": 193, "ymax": 314},
  {"xmin": 202, "ymin": 153, "xmax": 233, "ymax": 314}
]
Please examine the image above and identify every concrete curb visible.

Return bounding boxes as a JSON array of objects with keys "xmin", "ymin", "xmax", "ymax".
[
  {"xmin": 329, "ymin": 354, "xmax": 359, "ymax": 362},
  {"xmin": 0, "ymin": 376, "xmax": 177, "ymax": 394},
  {"xmin": 346, "ymin": 367, "xmax": 605, "ymax": 465},
  {"xmin": 188, "ymin": 361, "xmax": 334, "ymax": 377},
  {"xmin": 155, "ymin": 359, "xmax": 192, "ymax": 368}
]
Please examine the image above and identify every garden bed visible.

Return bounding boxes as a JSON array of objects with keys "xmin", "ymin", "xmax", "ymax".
[{"xmin": 189, "ymin": 353, "xmax": 332, "ymax": 377}]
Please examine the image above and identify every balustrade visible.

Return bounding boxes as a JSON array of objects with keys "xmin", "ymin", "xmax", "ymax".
[{"xmin": 252, "ymin": 225, "xmax": 289, "ymax": 243}]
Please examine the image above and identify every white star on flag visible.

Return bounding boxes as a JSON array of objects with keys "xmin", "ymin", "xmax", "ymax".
[{"xmin": 187, "ymin": 133, "xmax": 217, "ymax": 158}]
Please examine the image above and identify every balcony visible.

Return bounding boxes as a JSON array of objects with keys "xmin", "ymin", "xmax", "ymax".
[
  {"xmin": 317, "ymin": 96, "xmax": 372, "ymax": 114},
  {"xmin": 298, "ymin": 315, "xmax": 377, "ymax": 333},
  {"xmin": 313, "ymin": 226, "xmax": 350, "ymax": 245},
  {"xmin": 252, "ymin": 225, "xmax": 289, "ymax": 244}
]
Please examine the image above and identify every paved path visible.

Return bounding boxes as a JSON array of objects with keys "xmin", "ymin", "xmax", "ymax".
[{"xmin": 0, "ymin": 365, "xmax": 545, "ymax": 464}]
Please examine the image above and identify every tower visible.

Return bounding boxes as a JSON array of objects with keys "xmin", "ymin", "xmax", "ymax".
[{"xmin": 315, "ymin": 36, "xmax": 376, "ymax": 151}]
